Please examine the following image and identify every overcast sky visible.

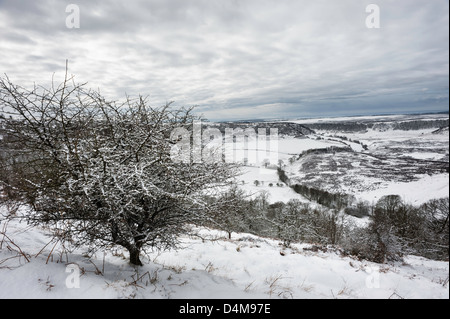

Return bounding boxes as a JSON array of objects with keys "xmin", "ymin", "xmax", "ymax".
[{"xmin": 0, "ymin": 0, "xmax": 448, "ymax": 121}]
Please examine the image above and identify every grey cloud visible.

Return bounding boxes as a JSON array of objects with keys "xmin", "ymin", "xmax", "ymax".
[{"xmin": 0, "ymin": 0, "xmax": 448, "ymax": 120}]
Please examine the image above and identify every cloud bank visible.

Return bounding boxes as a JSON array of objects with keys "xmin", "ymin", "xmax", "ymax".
[{"xmin": 0, "ymin": 0, "xmax": 448, "ymax": 120}]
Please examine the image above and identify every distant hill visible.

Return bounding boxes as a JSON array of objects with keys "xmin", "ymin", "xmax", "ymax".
[
  {"xmin": 302, "ymin": 118, "xmax": 449, "ymax": 132},
  {"xmin": 205, "ymin": 122, "xmax": 315, "ymax": 137}
]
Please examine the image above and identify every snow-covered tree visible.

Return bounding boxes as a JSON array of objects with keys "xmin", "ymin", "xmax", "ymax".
[
  {"xmin": 0, "ymin": 73, "xmax": 240, "ymax": 265},
  {"xmin": 206, "ymin": 185, "xmax": 251, "ymax": 239},
  {"xmin": 276, "ymin": 200, "xmax": 301, "ymax": 247}
]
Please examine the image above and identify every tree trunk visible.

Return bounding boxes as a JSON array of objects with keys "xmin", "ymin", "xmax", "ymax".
[{"xmin": 128, "ymin": 247, "xmax": 143, "ymax": 266}]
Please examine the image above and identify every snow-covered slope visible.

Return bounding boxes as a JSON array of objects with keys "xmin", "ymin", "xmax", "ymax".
[{"xmin": 0, "ymin": 211, "xmax": 448, "ymax": 299}]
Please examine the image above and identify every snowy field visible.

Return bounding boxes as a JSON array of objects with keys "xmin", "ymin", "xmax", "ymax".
[
  {"xmin": 0, "ymin": 213, "xmax": 448, "ymax": 299},
  {"xmin": 237, "ymin": 166, "xmax": 309, "ymax": 204},
  {"xmin": 312, "ymin": 126, "xmax": 449, "ymax": 205},
  {"xmin": 237, "ymin": 114, "xmax": 449, "ymax": 206},
  {"xmin": 236, "ymin": 133, "xmax": 448, "ymax": 206},
  {"xmin": 1, "ymin": 113, "xmax": 448, "ymax": 300},
  {"xmin": 355, "ymin": 173, "xmax": 449, "ymax": 206}
]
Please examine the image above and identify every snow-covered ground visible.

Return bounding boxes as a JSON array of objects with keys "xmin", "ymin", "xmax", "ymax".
[
  {"xmin": 1, "ymin": 114, "xmax": 448, "ymax": 299},
  {"xmin": 288, "ymin": 113, "xmax": 449, "ymax": 125},
  {"xmin": 236, "ymin": 133, "xmax": 449, "ymax": 206},
  {"xmin": 217, "ymin": 113, "xmax": 449, "ymax": 207},
  {"xmin": 355, "ymin": 173, "xmax": 449, "ymax": 206},
  {"xmin": 237, "ymin": 166, "xmax": 309, "ymax": 204},
  {"xmin": 275, "ymin": 124, "xmax": 449, "ymax": 205},
  {"xmin": 0, "ymin": 213, "xmax": 448, "ymax": 299}
]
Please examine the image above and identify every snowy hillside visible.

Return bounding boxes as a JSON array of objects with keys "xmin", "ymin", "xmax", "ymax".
[
  {"xmin": 0, "ymin": 209, "xmax": 448, "ymax": 299},
  {"xmin": 271, "ymin": 115, "xmax": 449, "ymax": 206},
  {"xmin": 1, "ymin": 113, "xmax": 448, "ymax": 300}
]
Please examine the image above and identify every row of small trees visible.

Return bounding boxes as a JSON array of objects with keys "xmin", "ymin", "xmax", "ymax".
[
  {"xmin": 210, "ymin": 189, "xmax": 449, "ymax": 263},
  {"xmin": 253, "ymin": 180, "xmax": 284, "ymax": 187},
  {"xmin": 359, "ymin": 195, "xmax": 449, "ymax": 262}
]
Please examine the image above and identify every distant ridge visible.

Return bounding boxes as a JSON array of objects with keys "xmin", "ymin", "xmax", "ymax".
[{"xmin": 210, "ymin": 111, "xmax": 449, "ymax": 123}]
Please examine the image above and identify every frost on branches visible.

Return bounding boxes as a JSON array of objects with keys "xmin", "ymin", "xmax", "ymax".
[{"xmin": 0, "ymin": 73, "xmax": 240, "ymax": 265}]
